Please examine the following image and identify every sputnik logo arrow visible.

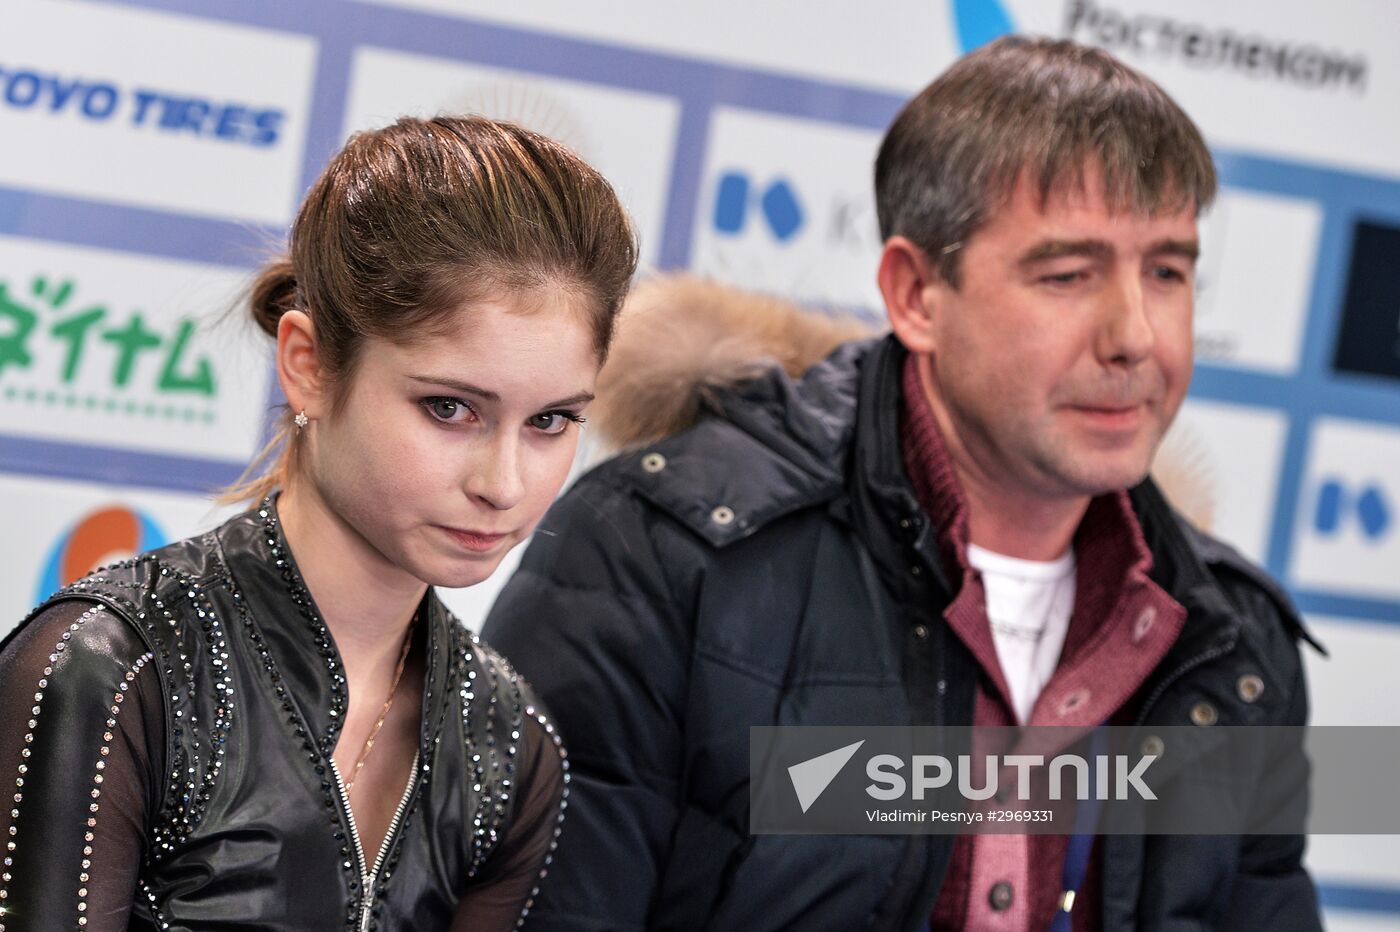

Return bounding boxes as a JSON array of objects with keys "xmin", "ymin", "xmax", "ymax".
[{"xmin": 788, "ymin": 740, "xmax": 865, "ymax": 813}]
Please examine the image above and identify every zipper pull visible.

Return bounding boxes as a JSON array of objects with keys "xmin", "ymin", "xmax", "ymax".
[{"xmin": 359, "ymin": 876, "xmax": 374, "ymax": 932}]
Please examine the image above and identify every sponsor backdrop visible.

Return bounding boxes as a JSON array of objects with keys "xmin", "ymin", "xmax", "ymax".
[{"xmin": 1, "ymin": 0, "xmax": 1396, "ymax": 923}]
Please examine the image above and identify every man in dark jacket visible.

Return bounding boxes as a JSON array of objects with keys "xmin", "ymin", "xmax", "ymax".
[{"xmin": 485, "ymin": 36, "xmax": 1322, "ymax": 932}]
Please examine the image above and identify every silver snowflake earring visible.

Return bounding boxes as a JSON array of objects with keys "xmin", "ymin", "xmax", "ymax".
[{"xmin": 294, "ymin": 410, "xmax": 309, "ymax": 431}]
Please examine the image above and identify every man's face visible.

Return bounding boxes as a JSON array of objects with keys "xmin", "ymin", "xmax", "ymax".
[{"xmin": 920, "ymin": 168, "xmax": 1198, "ymax": 505}]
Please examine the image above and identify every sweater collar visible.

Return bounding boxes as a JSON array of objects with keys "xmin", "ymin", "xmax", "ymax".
[{"xmin": 896, "ymin": 350, "xmax": 1157, "ymax": 592}]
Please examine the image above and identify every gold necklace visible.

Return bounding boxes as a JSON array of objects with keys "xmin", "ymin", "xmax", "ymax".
[{"xmin": 344, "ymin": 617, "xmax": 415, "ymax": 797}]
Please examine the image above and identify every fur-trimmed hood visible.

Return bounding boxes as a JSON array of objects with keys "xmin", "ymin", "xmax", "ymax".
[{"xmin": 588, "ymin": 275, "xmax": 876, "ymax": 452}]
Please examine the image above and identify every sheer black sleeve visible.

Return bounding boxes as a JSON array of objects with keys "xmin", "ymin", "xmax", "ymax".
[
  {"xmin": 0, "ymin": 600, "xmax": 164, "ymax": 932},
  {"xmin": 449, "ymin": 710, "xmax": 567, "ymax": 932}
]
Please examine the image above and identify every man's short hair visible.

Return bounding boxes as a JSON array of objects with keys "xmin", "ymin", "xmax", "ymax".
[{"xmin": 875, "ymin": 35, "xmax": 1217, "ymax": 288}]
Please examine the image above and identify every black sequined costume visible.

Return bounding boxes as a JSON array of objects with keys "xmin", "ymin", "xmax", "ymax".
[{"xmin": 0, "ymin": 498, "xmax": 566, "ymax": 931}]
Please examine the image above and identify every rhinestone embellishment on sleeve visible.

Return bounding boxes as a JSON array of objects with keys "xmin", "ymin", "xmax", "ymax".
[
  {"xmin": 1, "ymin": 606, "xmax": 133, "ymax": 932},
  {"xmin": 75, "ymin": 651, "xmax": 154, "ymax": 928}
]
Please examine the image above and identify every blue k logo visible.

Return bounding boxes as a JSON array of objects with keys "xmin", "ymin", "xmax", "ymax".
[
  {"xmin": 1314, "ymin": 478, "xmax": 1393, "ymax": 541},
  {"xmin": 713, "ymin": 172, "xmax": 805, "ymax": 242}
]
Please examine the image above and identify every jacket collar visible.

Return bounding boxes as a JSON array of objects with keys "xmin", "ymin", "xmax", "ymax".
[
  {"xmin": 1126, "ymin": 478, "xmax": 1322, "ymax": 667},
  {"xmin": 615, "ymin": 338, "xmax": 869, "ymax": 548},
  {"xmin": 1124, "ymin": 480, "xmax": 1244, "ymax": 676},
  {"xmin": 216, "ymin": 496, "xmax": 454, "ymax": 759}
]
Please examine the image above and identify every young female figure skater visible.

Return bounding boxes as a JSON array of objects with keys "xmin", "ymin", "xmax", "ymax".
[{"xmin": 0, "ymin": 114, "xmax": 636, "ymax": 931}]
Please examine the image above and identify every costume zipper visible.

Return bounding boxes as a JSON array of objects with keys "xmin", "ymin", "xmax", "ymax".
[{"xmin": 330, "ymin": 752, "xmax": 420, "ymax": 932}]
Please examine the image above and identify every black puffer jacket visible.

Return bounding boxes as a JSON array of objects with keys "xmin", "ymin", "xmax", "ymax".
[{"xmin": 485, "ymin": 334, "xmax": 1322, "ymax": 932}]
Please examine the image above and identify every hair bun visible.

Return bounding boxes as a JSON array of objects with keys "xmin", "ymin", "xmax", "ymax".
[{"xmin": 249, "ymin": 257, "xmax": 298, "ymax": 337}]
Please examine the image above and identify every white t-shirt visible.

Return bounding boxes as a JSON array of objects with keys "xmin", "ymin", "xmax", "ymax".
[{"xmin": 966, "ymin": 543, "xmax": 1077, "ymax": 725}]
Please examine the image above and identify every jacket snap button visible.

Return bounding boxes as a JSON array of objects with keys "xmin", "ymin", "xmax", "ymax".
[
  {"xmin": 1141, "ymin": 735, "xmax": 1165, "ymax": 758},
  {"xmin": 1132, "ymin": 606, "xmax": 1156, "ymax": 643},
  {"xmin": 641, "ymin": 452, "xmax": 667, "ymax": 473},
  {"xmin": 710, "ymin": 505, "xmax": 735, "ymax": 526},
  {"xmin": 1190, "ymin": 701, "xmax": 1218, "ymax": 726},
  {"xmin": 913, "ymin": 624, "xmax": 929, "ymax": 640},
  {"xmin": 1237, "ymin": 674, "xmax": 1264, "ymax": 703},
  {"xmin": 909, "ymin": 564, "xmax": 922, "ymax": 577},
  {"xmin": 988, "ymin": 881, "xmax": 1014, "ymax": 911}
]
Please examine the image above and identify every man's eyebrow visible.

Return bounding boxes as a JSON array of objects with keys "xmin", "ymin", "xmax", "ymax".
[
  {"xmin": 408, "ymin": 375, "xmax": 595, "ymax": 409},
  {"xmin": 1017, "ymin": 239, "xmax": 1114, "ymax": 267},
  {"xmin": 1016, "ymin": 237, "xmax": 1201, "ymax": 267},
  {"xmin": 1146, "ymin": 238, "xmax": 1201, "ymax": 261}
]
